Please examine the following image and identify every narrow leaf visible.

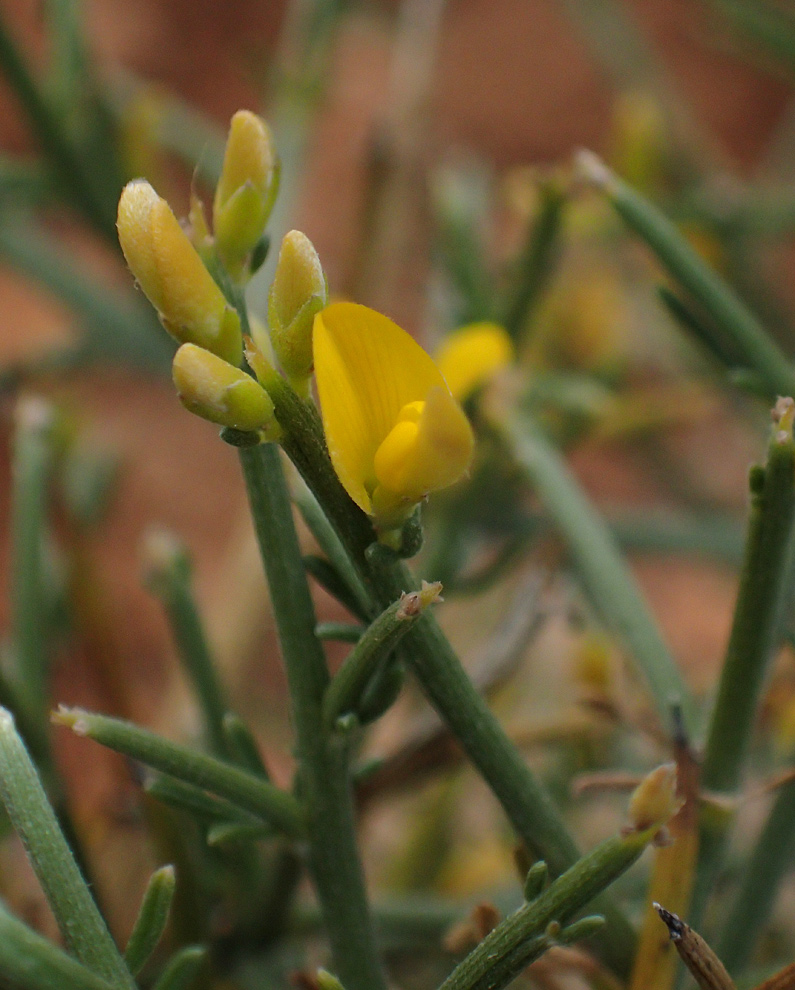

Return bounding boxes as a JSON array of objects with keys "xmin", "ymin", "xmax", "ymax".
[{"xmin": 124, "ymin": 865, "xmax": 176, "ymax": 976}]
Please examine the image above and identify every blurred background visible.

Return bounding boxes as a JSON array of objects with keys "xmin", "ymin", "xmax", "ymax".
[{"xmin": 1, "ymin": 0, "xmax": 795, "ymax": 979}]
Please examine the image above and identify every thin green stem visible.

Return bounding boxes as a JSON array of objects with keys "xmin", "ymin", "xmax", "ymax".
[
  {"xmin": 579, "ymin": 152, "xmax": 795, "ymax": 398},
  {"xmin": 500, "ymin": 177, "xmax": 566, "ymax": 342},
  {"xmin": 717, "ymin": 777, "xmax": 795, "ymax": 974},
  {"xmin": 146, "ymin": 536, "xmax": 230, "ymax": 759},
  {"xmin": 0, "ymin": 900, "xmax": 118, "ymax": 990},
  {"xmin": 11, "ymin": 399, "xmax": 57, "ymax": 728},
  {"xmin": 440, "ymin": 826, "xmax": 656, "ymax": 990},
  {"xmin": 505, "ymin": 417, "xmax": 695, "ymax": 734},
  {"xmin": 54, "ymin": 707, "xmax": 304, "ymax": 838},
  {"xmin": 238, "ymin": 443, "xmax": 386, "ymax": 990},
  {"xmin": 0, "ymin": 709, "xmax": 135, "ymax": 989},
  {"xmin": 693, "ymin": 421, "xmax": 795, "ymax": 926},
  {"xmin": 322, "ymin": 586, "xmax": 438, "ymax": 730},
  {"xmin": 0, "ymin": 10, "xmax": 115, "ymax": 235}
]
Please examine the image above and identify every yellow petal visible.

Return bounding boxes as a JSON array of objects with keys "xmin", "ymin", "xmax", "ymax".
[
  {"xmin": 313, "ymin": 302, "xmax": 446, "ymax": 513},
  {"xmin": 434, "ymin": 322, "xmax": 513, "ymax": 401},
  {"xmin": 374, "ymin": 388, "xmax": 473, "ymax": 501}
]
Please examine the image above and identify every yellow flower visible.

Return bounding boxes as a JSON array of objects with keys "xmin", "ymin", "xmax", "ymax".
[
  {"xmin": 117, "ymin": 180, "xmax": 242, "ymax": 366},
  {"xmin": 313, "ymin": 302, "xmax": 474, "ymax": 531},
  {"xmin": 434, "ymin": 322, "xmax": 513, "ymax": 401}
]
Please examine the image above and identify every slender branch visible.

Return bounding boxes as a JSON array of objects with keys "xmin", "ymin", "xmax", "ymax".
[
  {"xmin": 693, "ymin": 406, "xmax": 795, "ymax": 926},
  {"xmin": 577, "ymin": 152, "xmax": 795, "ymax": 399},
  {"xmin": 504, "ymin": 416, "xmax": 695, "ymax": 734},
  {"xmin": 238, "ymin": 443, "xmax": 386, "ymax": 990}
]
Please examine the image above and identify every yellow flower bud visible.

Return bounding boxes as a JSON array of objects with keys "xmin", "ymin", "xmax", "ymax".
[
  {"xmin": 118, "ymin": 180, "xmax": 242, "ymax": 366},
  {"xmin": 434, "ymin": 322, "xmax": 514, "ymax": 402},
  {"xmin": 628, "ymin": 763, "xmax": 683, "ymax": 832},
  {"xmin": 172, "ymin": 343, "xmax": 278, "ymax": 435},
  {"xmin": 213, "ymin": 111, "xmax": 278, "ymax": 278},
  {"xmin": 268, "ymin": 230, "xmax": 327, "ymax": 394}
]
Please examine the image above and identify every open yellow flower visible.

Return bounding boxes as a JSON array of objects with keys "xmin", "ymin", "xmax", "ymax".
[{"xmin": 313, "ymin": 302, "xmax": 474, "ymax": 530}]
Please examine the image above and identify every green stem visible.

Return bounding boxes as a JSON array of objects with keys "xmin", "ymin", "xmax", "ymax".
[
  {"xmin": 0, "ymin": 899, "xmax": 118, "ymax": 990},
  {"xmin": 0, "ymin": 709, "xmax": 135, "ymax": 989},
  {"xmin": 439, "ymin": 826, "xmax": 656, "ymax": 990},
  {"xmin": 0, "ymin": 10, "xmax": 115, "ymax": 235},
  {"xmin": 694, "ymin": 421, "xmax": 795, "ymax": 925},
  {"xmin": 54, "ymin": 707, "xmax": 304, "ymax": 837},
  {"xmin": 146, "ymin": 536, "xmax": 230, "ymax": 758},
  {"xmin": 322, "ymin": 585, "xmax": 438, "ymax": 730},
  {"xmin": 579, "ymin": 152, "xmax": 795, "ymax": 398},
  {"xmin": 717, "ymin": 776, "xmax": 795, "ymax": 974},
  {"xmin": 263, "ymin": 376, "xmax": 637, "ymax": 977},
  {"xmin": 505, "ymin": 417, "xmax": 695, "ymax": 734},
  {"xmin": 11, "ymin": 398, "xmax": 56, "ymax": 717},
  {"xmin": 500, "ymin": 177, "xmax": 566, "ymax": 342},
  {"xmin": 238, "ymin": 443, "xmax": 386, "ymax": 990}
]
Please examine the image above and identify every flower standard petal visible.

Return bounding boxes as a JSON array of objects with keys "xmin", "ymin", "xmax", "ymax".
[{"xmin": 313, "ymin": 302, "xmax": 445, "ymax": 514}]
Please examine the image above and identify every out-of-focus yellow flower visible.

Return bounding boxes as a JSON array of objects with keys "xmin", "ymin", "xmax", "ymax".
[
  {"xmin": 434, "ymin": 322, "xmax": 513, "ymax": 402},
  {"xmin": 609, "ymin": 92, "xmax": 668, "ymax": 195},
  {"xmin": 172, "ymin": 343, "xmax": 279, "ymax": 436},
  {"xmin": 213, "ymin": 110, "xmax": 278, "ymax": 278},
  {"xmin": 117, "ymin": 180, "xmax": 242, "ymax": 366},
  {"xmin": 269, "ymin": 230, "xmax": 327, "ymax": 395},
  {"xmin": 313, "ymin": 302, "xmax": 474, "ymax": 531}
]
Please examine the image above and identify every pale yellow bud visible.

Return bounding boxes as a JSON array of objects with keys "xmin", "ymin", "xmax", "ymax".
[
  {"xmin": 268, "ymin": 230, "xmax": 327, "ymax": 394},
  {"xmin": 172, "ymin": 343, "xmax": 278, "ymax": 435},
  {"xmin": 213, "ymin": 111, "xmax": 278, "ymax": 278},
  {"xmin": 628, "ymin": 763, "xmax": 682, "ymax": 832},
  {"xmin": 118, "ymin": 180, "xmax": 242, "ymax": 365}
]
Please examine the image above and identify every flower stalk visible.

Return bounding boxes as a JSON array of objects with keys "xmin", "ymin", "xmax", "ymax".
[{"xmin": 238, "ymin": 443, "xmax": 386, "ymax": 990}]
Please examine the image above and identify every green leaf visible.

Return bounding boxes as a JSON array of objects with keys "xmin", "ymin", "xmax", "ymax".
[{"xmin": 123, "ymin": 865, "xmax": 176, "ymax": 976}]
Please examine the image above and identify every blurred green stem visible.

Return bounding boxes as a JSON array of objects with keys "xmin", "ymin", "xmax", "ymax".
[
  {"xmin": 501, "ymin": 177, "xmax": 566, "ymax": 342},
  {"xmin": 693, "ymin": 420, "xmax": 795, "ymax": 927},
  {"xmin": 147, "ymin": 539, "xmax": 230, "ymax": 758},
  {"xmin": 506, "ymin": 416, "xmax": 695, "ymax": 733},
  {"xmin": 717, "ymin": 776, "xmax": 795, "ymax": 973},
  {"xmin": 11, "ymin": 399, "xmax": 56, "ymax": 723},
  {"xmin": 580, "ymin": 153, "xmax": 795, "ymax": 398},
  {"xmin": 0, "ymin": 10, "xmax": 115, "ymax": 235},
  {"xmin": 0, "ymin": 900, "xmax": 118, "ymax": 990},
  {"xmin": 238, "ymin": 443, "xmax": 386, "ymax": 990}
]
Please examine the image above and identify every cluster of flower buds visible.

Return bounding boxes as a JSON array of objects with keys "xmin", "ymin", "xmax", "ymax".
[{"xmin": 117, "ymin": 108, "xmax": 522, "ymax": 538}]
